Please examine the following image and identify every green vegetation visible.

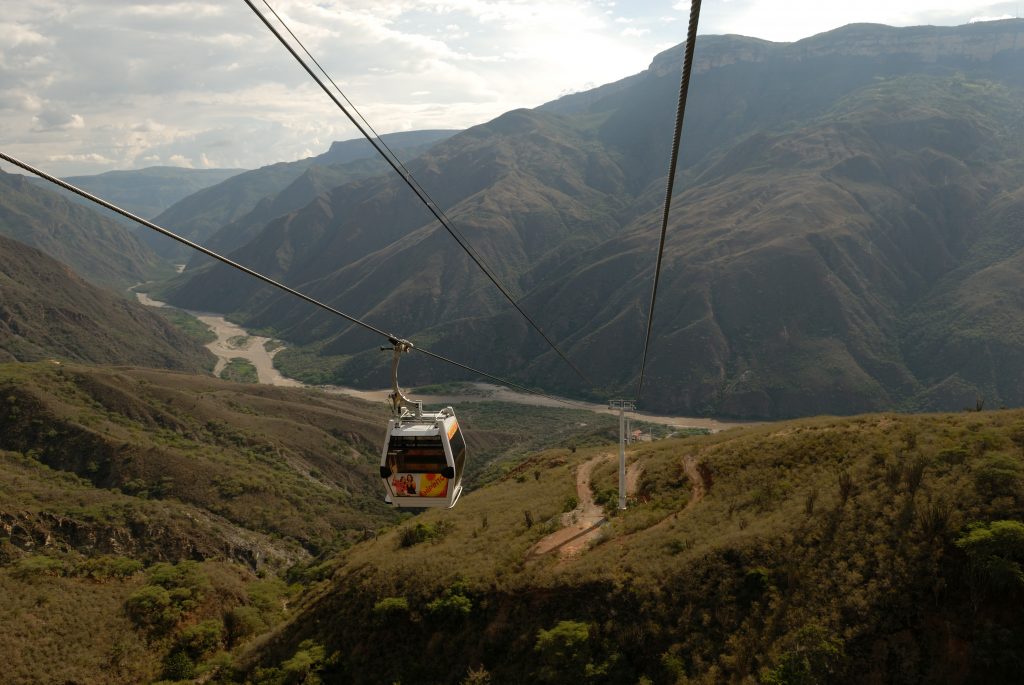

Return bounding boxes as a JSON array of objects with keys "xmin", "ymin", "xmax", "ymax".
[
  {"xmin": 239, "ymin": 409, "xmax": 1024, "ymax": 684},
  {"xmin": 156, "ymin": 307, "xmax": 217, "ymax": 345},
  {"xmin": 413, "ymin": 382, "xmax": 489, "ymax": 396},
  {"xmin": 399, "ymin": 520, "xmax": 454, "ymax": 548},
  {"xmin": 0, "ymin": 363, "xmax": 400, "ymax": 558},
  {"xmin": 220, "ymin": 357, "xmax": 259, "ymax": 383},
  {"xmin": 0, "ymin": 233, "xmax": 214, "ymax": 371}
]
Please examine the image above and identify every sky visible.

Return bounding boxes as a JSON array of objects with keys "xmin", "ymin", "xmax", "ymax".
[{"xmin": 1, "ymin": 0, "xmax": 1020, "ymax": 176}]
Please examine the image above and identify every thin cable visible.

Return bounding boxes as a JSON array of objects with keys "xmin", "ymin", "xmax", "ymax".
[
  {"xmin": 0, "ymin": 151, "xmax": 572, "ymax": 406},
  {"xmin": 242, "ymin": 0, "xmax": 593, "ymax": 388},
  {"xmin": 259, "ymin": 1, "xmax": 411, "ymax": 179},
  {"xmin": 635, "ymin": 0, "xmax": 702, "ymax": 401}
]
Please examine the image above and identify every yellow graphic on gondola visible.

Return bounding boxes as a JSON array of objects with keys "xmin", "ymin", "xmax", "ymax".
[
  {"xmin": 419, "ymin": 473, "xmax": 449, "ymax": 497},
  {"xmin": 447, "ymin": 420, "xmax": 459, "ymax": 439}
]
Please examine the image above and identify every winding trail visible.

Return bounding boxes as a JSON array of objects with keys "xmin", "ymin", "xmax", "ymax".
[
  {"xmin": 529, "ymin": 454, "xmax": 645, "ymax": 559},
  {"xmin": 530, "ymin": 451, "xmax": 710, "ymax": 560},
  {"xmin": 641, "ymin": 453, "xmax": 709, "ymax": 536}
]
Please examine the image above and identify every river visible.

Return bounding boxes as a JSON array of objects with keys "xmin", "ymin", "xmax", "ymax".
[{"xmin": 135, "ymin": 291, "xmax": 749, "ymax": 432}]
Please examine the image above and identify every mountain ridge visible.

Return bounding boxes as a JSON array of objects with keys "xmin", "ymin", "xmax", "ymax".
[{"xmin": 159, "ymin": 20, "xmax": 1024, "ymax": 418}]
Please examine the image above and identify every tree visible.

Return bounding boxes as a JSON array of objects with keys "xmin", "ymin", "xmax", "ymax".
[
  {"xmin": 535, "ymin": 620, "xmax": 593, "ymax": 683},
  {"xmin": 956, "ymin": 520, "xmax": 1024, "ymax": 605}
]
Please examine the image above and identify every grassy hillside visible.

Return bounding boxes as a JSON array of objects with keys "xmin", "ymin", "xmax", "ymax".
[
  {"xmin": 0, "ymin": 169, "xmax": 168, "ymax": 290},
  {"xmin": 0, "ymin": 363, "xmax": 398, "ymax": 554},
  {"xmin": 0, "ymin": 362, "xmax": 398, "ymax": 684},
  {"xmin": 4, "ymin": 360, "xmax": 1021, "ymax": 683},
  {"xmin": 241, "ymin": 408, "xmax": 1024, "ymax": 684},
  {"xmin": 0, "ymin": 234, "xmax": 214, "ymax": 372},
  {"xmin": 0, "ymin": 362, "xmax": 640, "ymax": 683}
]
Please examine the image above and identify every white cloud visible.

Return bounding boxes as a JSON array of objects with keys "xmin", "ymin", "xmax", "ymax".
[
  {"xmin": 3, "ymin": 0, "xmax": 1020, "ymax": 175},
  {"xmin": 120, "ymin": 3, "xmax": 226, "ymax": 19},
  {"xmin": 33, "ymin": 110, "xmax": 84, "ymax": 131},
  {"xmin": 0, "ymin": 22, "xmax": 52, "ymax": 47},
  {"xmin": 48, "ymin": 152, "xmax": 115, "ymax": 164},
  {"xmin": 689, "ymin": 0, "xmax": 1022, "ymax": 43},
  {"xmin": 970, "ymin": 13, "xmax": 1014, "ymax": 21},
  {"xmin": 167, "ymin": 154, "xmax": 193, "ymax": 168}
]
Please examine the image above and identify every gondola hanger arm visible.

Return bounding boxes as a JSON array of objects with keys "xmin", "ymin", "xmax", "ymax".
[{"xmin": 384, "ymin": 339, "xmax": 419, "ymax": 417}]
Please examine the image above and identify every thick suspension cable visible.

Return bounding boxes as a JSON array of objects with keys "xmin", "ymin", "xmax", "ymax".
[
  {"xmin": 0, "ymin": 151, "xmax": 571, "ymax": 406},
  {"xmin": 635, "ymin": 0, "xmax": 702, "ymax": 401},
  {"xmin": 242, "ymin": 0, "xmax": 593, "ymax": 388}
]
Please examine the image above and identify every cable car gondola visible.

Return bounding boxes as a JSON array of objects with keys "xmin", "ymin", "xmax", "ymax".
[{"xmin": 379, "ymin": 341, "xmax": 466, "ymax": 508}]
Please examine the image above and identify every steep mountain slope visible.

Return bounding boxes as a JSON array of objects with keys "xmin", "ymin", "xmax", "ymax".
[
  {"xmin": 0, "ymin": 364, "xmax": 397, "ymax": 555},
  {"xmin": 239, "ymin": 407, "xmax": 1024, "ymax": 684},
  {"xmin": 0, "ymin": 363, "xmax": 401, "ymax": 684},
  {"xmin": 0, "ymin": 363, "xmax": 628, "ymax": 683},
  {"xmin": 147, "ymin": 130, "xmax": 457, "ymax": 260},
  {"xmin": 161, "ymin": 20, "xmax": 1024, "ymax": 418},
  {"xmin": 507, "ymin": 73, "xmax": 1024, "ymax": 416},
  {"xmin": 0, "ymin": 233, "xmax": 213, "ymax": 371},
  {"xmin": 0, "ymin": 169, "xmax": 167, "ymax": 289},
  {"xmin": 30, "ymin": 166, "xmax": 246, "ymax": 220},
  {"xmin": 164, "ymin": 108, "xmax": 631, "ymax": 374}
]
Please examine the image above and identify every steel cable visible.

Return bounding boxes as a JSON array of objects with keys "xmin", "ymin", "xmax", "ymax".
[
  {"xmin": 0, "ymin": 151, "xmax": 572, "ymax": 406},
  {"xmin": 243, "ymin": 0, "xmax": 594, "ymax": 388},
  {"xmin": 635, "ymin": 0, "xmax": 703, "ymax": 401}
]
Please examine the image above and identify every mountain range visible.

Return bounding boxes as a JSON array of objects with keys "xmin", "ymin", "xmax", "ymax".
[
  {"xmin": 29, "ymin": 166, "xmax": 246, "ymax": 221},
  {"xmin": 146, "ymin": 130, "xmax": 457, "ymax": 261},
  {"xmin": 156, "ymin": 19, "xmax": 1024, "ymax": 419}
]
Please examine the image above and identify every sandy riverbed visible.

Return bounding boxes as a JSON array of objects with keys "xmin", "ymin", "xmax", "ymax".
[{"xmin": 135, "ymin": 291, "xmax": 750, "ymax": 431}]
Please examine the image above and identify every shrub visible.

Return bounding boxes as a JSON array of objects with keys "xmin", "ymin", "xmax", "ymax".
[
  {"xmin": 399, "ymin": 520, "xmax": 453, "ymax": 548},
  {"xmin": 225, "ymin": 605, "xmax": 268, "ymax": 646},
  {"xmin": 177, "ymin": 619, "xmax": 223, "ymax": 659},
  {"xmin": 11, "ymin": 555, "xmax": 66, "ymax": 580},
  {"xmin": 535, "ymin": 620, "xmax": 592, "ymax": 682},
  {"xmin": 956, "ymin": 520, "xmax": 1024, "ymax": 600},
  {"xmin": 162, "ymin": 650, "xmax": 197, "ymax": 681},
  {"xmin": 762, "ymin": 624, "xmax": 845, "ymax": 685},
  {"xmin": 426, "ymin": 593, "xmax": 472, "ymax": 622},
  {"xmin": 281, "ymin": 640, "xmax": 326, "ymax": 684},
  {"xmin": 974, "ymin": 454, "xmax": 1023, "ymax": 499},
  {"xmin": 372, "ymin": 596, "xmax": 410, "ymax": 619},
  {"xmin": 462, "ymin": 665, "xmax": 492, "ymax": 685},
  {"xmin": 78, "ymin": 555, "xmax": 143, "ymax": 579},
  {"xmin": 125, "ymin": 584, "xmax": 179, "ymax": 632}
]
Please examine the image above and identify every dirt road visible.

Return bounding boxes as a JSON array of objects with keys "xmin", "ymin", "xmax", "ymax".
[
  {"xmin": 529, "ymin": 455, "xmax": 609, "ymax": 558},
  {"xmin": 529, "ymin": 455, "xmax": 645, "ymax": 559}
]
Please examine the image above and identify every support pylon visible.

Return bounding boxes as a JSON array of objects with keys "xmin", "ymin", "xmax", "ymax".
[{"xmin": 608, "ymin": 399, "xmax": 636, "ymax": 510}]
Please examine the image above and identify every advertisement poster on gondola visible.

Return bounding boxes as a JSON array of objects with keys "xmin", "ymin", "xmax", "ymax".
[
  {"xmin": 418, "ymin": 473, "xmax": 449, "ymax": 497},
  {"xmin": 390, "ymin": 473, "xmax": 448, "ymax": 497}
]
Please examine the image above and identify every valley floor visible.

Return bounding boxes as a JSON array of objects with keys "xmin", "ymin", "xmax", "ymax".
[{"xmin": 135, "ymin": 290, "xmax": 749, "ymax": 432}]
